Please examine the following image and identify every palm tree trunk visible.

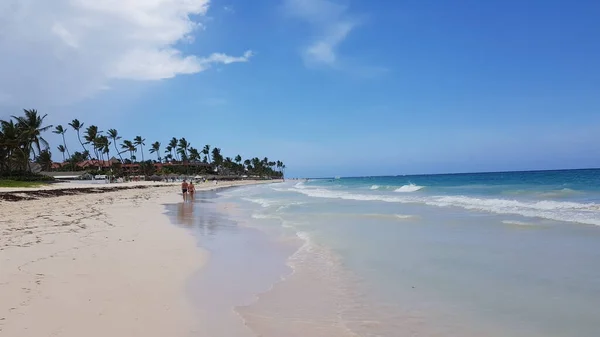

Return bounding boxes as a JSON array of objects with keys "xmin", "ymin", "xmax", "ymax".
[
  {"xmin": 140, "ymin": 145, "xmax": 144, "ymax": 162},
  {"xmin": 113, "ymin": 142, "xmax": 123, "ymax": 162},
  {"xmin": 62, "ymin": 134, "xmax": 71, "ymax": 158},
  {"xmin": 77, "ymin": 131, "xmax": 89, "ymax": 159}
]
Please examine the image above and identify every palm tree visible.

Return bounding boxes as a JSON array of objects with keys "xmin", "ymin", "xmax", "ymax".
[
  {"xmin": 202, "ymin": 144, "xmax": 211, "ymax": 163},
  {"xmin": 150, "ymin": 141, "xmax": 161, "ymax": 162},
  {"xmin": 189, "ymin": 147, "xmax": 201, "ymax": 162},
  {"xmin": 1, "ymin": 119, "xmax": 28, "ymax": 172},
  {"xmin": 243, "ymin": 159, "xmax": 251, "ymax": 171},
  {"xmin": 211, "ymin": 147, "xmax": 223, "ymax": 167},
  {"xmin": 100, "ymin": 136, "xmax": 111, "ymax": 163},
  {"xmin": 121, "ymin": 140, "xmax": 136, "ymax": 163},
  {"xmin": 133, "ymin": 136, "xmax": 146, "ymax": 162},
  {"xmin": 235, "ymin": 155, "xmax": 243, "ymax": 174},
  {"xmin": 97, "ymin": 135, "xmax": 110, "ymax": 162},
  {"xmin": 53, "ymin": 125, "xmax": 70, "ymax": 159},
  {"xmin": 68, "ymin": 119, "xmax": 88, "ymax": 157},
  {"xmin": 35, "ymin": 149, "xmax": 53, "ymax": 171},
  {"xmin": 224, "ymin": 157, "xmax": 233, "ymax": 169},
  {"xmin": 177, "ymin": 138, "xmax": 190, "ymax": 161},
  {"xmin": 251, "ymin": 157, "xmax": 261, "ymax": 175},
  {"xmin": 164, "ymin": 145, "xmax": 173, "ymax": 163},
  {"xmin": 12, "ymin": 109, "xmax": 52, "ymax": 160},
  {"xmin": 84, "ymin": 125, "xmax": 101, "ymax": 160},
  {"xmin": 57, "ymin": 145, "xmax": 66, "ymax": 162},
  {"xmin": 107, "ymin": 129, "xmax": 123, "ymax": 162},
  {"xmin": 169, "ymin": 138, "xmax": 179, "ymax": 161}
]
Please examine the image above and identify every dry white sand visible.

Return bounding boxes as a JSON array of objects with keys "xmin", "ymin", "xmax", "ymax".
[{"xmin": 0, "ymin": 180, "xmax": 278, "ymax": 337}]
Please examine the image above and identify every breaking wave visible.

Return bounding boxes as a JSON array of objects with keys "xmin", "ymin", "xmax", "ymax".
[
  {"xmin": 287, "ymin": 186, "xmax": 600, "ymax": 226},
  {"xmin": 394, "ymin": 184, "xmax": 425, "ymax": 192}
]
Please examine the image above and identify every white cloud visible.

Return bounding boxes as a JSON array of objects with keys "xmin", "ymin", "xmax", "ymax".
[
  {"xmin": 284, "ymin": 0, "xmax": 358, "ymax": 66},
  {"xmin": 0, "ymin": 0, "xmax": 252, "ymax": 107}
]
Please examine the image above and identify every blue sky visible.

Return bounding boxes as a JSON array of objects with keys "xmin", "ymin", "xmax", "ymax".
[{"xmin": 1, "ymin": 0, "xmax": 599, "ymax": 177}]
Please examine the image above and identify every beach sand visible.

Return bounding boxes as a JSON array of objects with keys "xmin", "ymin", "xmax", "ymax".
[{"xmin": 0, "ymin": 180, "xmax": 278, "ymax": 337}]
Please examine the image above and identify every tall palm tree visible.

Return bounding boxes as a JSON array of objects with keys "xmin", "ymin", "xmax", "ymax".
[
  {"xmin": 107, "ymin": 129, "xmax": 123, "ymax": 162},
  {"xmin": 150, "ymin": 141, "xmax": 161, "ymax": 162},
  {"xmin": 0, "ymin": 119, "xmax": 29, "ymax": 172},
  {"xmin": 68, "ymin": 119, "xmax": 88, "ymax": 157},
  {"xmin": 177, "ymin": 138, "xmax": 190, "ymax": 161},
  {"xmin": 133, "ymin": 136, "xmax": 146, "ymax": 162},
  {"xmin": 100, "ymin": 136, "xmax": 111, "ymax": 164},
  {"xmin": 235, "ymin": 155, "xmax": 243, "ymax": 174},
  {"xmin": 244, "ymin": 159, "xmax": 251, "ymax": 171},
  {"xmin": 252, "ymin": 157, "xmax": 261, "ymax": 175},
  {"xmin": 53, "ymin": 125, "xmax": 70, "ymax": 159},
  {"xmin": 12, "ymin": 109, "xmax": 52, "ymax": 160},
  {"xmin": 121, "ymin": 140, "xmax": 136, "ymax": 163},
  {"xmin": 57, "ymin": 145, "xmax": 66, "ymax": 162},
  {"xmin": 84, "ymin": 125, "xmax": 101, "ymax": 160},
  {"xmin": 96, "ymin": 135, "xmax": 110, "ymax": 163},
  {"xmin": 169, "ymin": 138, "xmax": 179, "ymax": 161},
  {"xmin": 164, "ymin": 145, "xmax": 173, "ymax": 162},
  {"xmin": 211, "ymin": 147, "xmax": 223, "ymax": 167},
  {"xmin": 189, "ymin": 147, "xmax": 201, "ymax": 162},
  {"xmin": 202, "ymin": 144, "xmax": 211, "ymax": 163}
]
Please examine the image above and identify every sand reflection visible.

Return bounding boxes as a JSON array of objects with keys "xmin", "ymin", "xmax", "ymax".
[{"xmin": 176, "ymin": 201, "xmax": 195, "ymax": 227}]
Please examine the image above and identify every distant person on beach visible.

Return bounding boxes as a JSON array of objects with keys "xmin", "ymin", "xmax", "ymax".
[
  {"xmin": 188, "ymin": 181, "xmax": 195, "ymax": 200},
  {"xmin": 181, "ymin": 180, "xmax": 189, "ymax": 201}
]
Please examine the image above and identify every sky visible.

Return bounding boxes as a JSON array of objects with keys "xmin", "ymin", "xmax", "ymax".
[{"xmin": 0, "ymin": 0, "xmax": 599, "ymax": 178}]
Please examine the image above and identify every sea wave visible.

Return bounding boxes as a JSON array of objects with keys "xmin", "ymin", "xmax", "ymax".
[
  {"xmin": 243, "ymin": 198, "xmax": 280, "ymax": 208},
  {"xmin": 394, "ymin": 184, "xmax": 424, "ymax": 192},
  {"xmin": 370, "ymin": 185, "xmax": 380, "ymax": 190},
  {"xmin": 294, "ymin": 182, "xmax": 306, "ymax": 189},
  {"xmin": 502, "ymin": 187, "xmax": 581, "ymax": 198},
  {"xmin": 501, "ymin": 220, "xmax": 535, "ymax": 226},
  {"xmin": 287, "ymin": 186, "xmax": 600, "ymax": 226}
]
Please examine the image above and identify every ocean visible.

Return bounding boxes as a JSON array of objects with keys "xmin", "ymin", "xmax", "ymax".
[{"xmin": 170, "ymin": 169, "xmax": 600, "ymax": 337}]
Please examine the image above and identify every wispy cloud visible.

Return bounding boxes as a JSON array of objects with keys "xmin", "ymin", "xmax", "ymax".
[
  {"xmin": 283, "ymin": 0, "xmax": 359, "ymax": 67},
  {"xmin": 0, "ymin": 0, "xmax": 253, "ymax": 108}
]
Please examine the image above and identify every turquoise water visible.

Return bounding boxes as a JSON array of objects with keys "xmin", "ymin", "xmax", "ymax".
[{"xmin": 190, "ymin": 169, "xmax": 600, "ymax": 336}]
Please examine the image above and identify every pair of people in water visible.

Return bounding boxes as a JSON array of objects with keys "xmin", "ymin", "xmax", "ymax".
[{"xmin": 181, "ymin": 180, "xmax": 195, "ymax": 201}]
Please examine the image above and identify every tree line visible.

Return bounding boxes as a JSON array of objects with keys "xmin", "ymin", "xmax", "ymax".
[{"xmin": 1, "ymin": 109, "xmax": 285, "ymax": 178}]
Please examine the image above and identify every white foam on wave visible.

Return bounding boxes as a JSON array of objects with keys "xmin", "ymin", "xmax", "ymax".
[
  {"xmin": 288, "ymin": 186, "xmax": 600, "ymax": 226},
  {"xmin": 394, "ymin": 184, "xmax": 424, "ymax": 192},
  {"xmin": 370, "ymin": 185, "xmax": 380, "ymax": 190},
  {"xmin": 294, "ymin": 182, "xmax": 306, "ymax": 189},
  {"xmin": 276, "ymin": 201, "xmax": 307, "ymax": 212},
  {"xmin": 501, "ymin": 220, "xmax": 535, "ymax": 226},
  {"xmin": 251, "ymin": 213, "xmax": 279, "ymax": 220},
  {"xmin": 243, "ymin": 198, "xmax": 279, "ymax": 208},
  {"xmin": 394, "ymin": 214, "xmax": 415, "ymax": 219}
]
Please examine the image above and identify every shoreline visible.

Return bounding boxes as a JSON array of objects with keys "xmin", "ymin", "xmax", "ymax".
[
  {"xmin": 0, "ymin": 180, "xmax": 279, "ymax": 336},
  {"xmin": 0, "ymin": 180, "xmax": 282, "ymax": 201}
]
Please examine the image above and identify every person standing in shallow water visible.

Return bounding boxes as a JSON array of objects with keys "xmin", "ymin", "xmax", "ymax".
[
  {"xmin": 188, "ymin": 181, "xmax": 195, "ymax": 200},
  {"xmin": 181, "ymin": 179, "xmax": 189, "ymax": 201}
]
